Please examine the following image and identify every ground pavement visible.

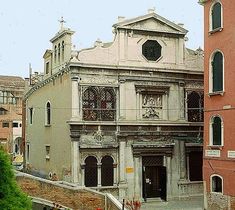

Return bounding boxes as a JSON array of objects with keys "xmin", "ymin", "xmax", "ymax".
[{"xmin": 140, "ymin": 196, "xmax": 204, "ymax": 210}]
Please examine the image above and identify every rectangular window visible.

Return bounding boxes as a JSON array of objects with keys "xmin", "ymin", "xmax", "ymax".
[
  {"xmin": 26, "ymin": 143, "xmax": 30, "ymax": 162},
  {"xmin": 2, "ymin": 122, "xmax": 9, "ymax": 128},
  {"xmin": 13, "ymin": 122, "xmax": 18, "ymax": 128},
  {"xmin": 45, "ymin": 145, "xmax": 50, "ymax": 160},
  {"xmin": 29, "ymin": 108, "xmax": 33, "ymax": 124},
  {"xmin": 46, "ymin": 62, "xmax": 50, "ymax": 74}
]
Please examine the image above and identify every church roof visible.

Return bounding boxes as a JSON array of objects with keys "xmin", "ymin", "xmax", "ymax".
[{"xmin": 113, "ymin": 12, "xmax": 188, "ymax": 35}]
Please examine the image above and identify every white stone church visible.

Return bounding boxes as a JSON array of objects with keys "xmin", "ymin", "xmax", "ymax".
[{"xmin": 25, "ymin": 9, "xmax": 204, "ymax": 201}]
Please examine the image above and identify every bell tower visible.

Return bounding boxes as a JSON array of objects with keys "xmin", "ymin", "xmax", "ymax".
[{"xmin": 49, "ymin": 17, "xmax": 75, "ymax": 73}]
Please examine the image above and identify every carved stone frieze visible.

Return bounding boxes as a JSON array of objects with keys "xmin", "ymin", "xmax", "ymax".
[
  {"xmin": 80, "ymin": 76, "xmax": 117, "ymax": 85},
  {"xmin": 142, "ymin": 94, "xmax": 162, "ymax": 119},
  {"xmin": 185, "ymin": 82, "xmax": 203, "ymax": 90}
]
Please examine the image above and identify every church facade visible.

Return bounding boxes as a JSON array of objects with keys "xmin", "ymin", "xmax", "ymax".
[{"xmin": 25, "ymin": 10, "xmax": 204, "ymax": 201}]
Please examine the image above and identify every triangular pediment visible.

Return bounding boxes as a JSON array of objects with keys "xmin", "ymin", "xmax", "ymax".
[{"xmin": 113, "ymin": 13, "xmax": 188, "ymax": 35}]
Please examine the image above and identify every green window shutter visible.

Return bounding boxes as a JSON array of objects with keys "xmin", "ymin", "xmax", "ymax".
[
  {"xmin": 212, "ymin": 52, "xmax": 223, "ymax": 92},
  {"xmin": 212, "ymin": 117, "xmax": 221, "ymax": 145},
  {"xmin": 212, "ymin": 3, "xmax": 222, "ymax": 30}
]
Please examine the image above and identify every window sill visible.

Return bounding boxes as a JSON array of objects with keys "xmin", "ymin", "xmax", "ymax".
[
  {"xmin": 45, "ymin": 124, "xmax": 51, "ymax": 127},
  {"xmin": 208, "ymin": 145, "xmax": 223, "ymax": 150},
  {"xmin": 209, "ymin": 27, "xmax": 223, "ymax": 35},
  {"xmin": 208, "ymin": 91, "xmax": 224, "ymax": 97},
  {"xmin": 211, "ymin": 192, "xmax": 223, "ymax": 195}
]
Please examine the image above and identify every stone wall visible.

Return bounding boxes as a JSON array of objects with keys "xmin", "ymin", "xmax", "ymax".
[{"xmin": 206, "ymin": 193, "xmax": 235, "ymax": 210}]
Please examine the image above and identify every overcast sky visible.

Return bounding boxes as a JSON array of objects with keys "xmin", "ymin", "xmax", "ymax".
[{"xmin": 0, "ymin": 0, "xmax": 203, "ymax": 78}]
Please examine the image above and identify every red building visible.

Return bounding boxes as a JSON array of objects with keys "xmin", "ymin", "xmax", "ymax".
[{"xmin": 200, "ymin": 0, "xmax": 235, "ymax": 209}]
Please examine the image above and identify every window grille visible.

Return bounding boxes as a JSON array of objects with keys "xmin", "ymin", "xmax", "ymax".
[
  {"xmin": 187, "ymin": 91, "xmax": 204, "ymax": 122},
  {"xmin": 101, "ymin": 156, "xmax": 114, "ymax": 186},
  {"xmin": 142, "ymin": 156, "xmax": 163, "ymax": 166},
  {"xmin": 85, "ymin": 156, "xmax": 98, "ymax": 187},
  {"xmin": 82, "ymin": 87, "xmax": 116, "ymax": 121}
]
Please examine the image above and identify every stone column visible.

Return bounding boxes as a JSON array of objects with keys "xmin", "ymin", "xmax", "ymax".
[
  {"xmin": 119, "ymin": 80, "xmax": 126, "ymax": 120},
  {"xmin": 179, "ymin": 82, "xmax": 185, "ymax": 120},
  {"xmin": 71, "ymin": 134, "xmax": 80, "ymax": 184},
  {"xmin": 119, "ymin": 140, "xmax": 126, "ymax": 199},
  {"xmin": 114, "ymin": 163, "xmax": 118, "ymax": 186},
  {"xmin": 134, "ymin": 156, "xmax": 141, "ymax": 197},
  {"xmin": 71, "ymin": 76, "xmax": 80, "ymax": 120},
  {"xmin": 179, "ymin": 140, "xmax": 186, "ymax": 180},
  {"xmin": 166, "ymin": 156, "xmax": 172, "ymax": 199},
  {"xmin": 162, "ymin": 93, "xmax": 169, "ymax": 120},
  {"xmin": 97, "ymin": 163, "xmax": 102, "ymax": 187},
  {"xmin": 81, "ymin": 163, "xmax": 85, "ymax": 186},
  {"xmin": 136, "ymin": 91, "xmax": 141, "ymax": 120}
]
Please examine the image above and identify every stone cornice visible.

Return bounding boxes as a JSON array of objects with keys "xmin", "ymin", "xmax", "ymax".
[
  {"xmin": 68, "ymin": 62, "xmax": 203, "ymax": 75},
  {"xmin": 24, "ymin": 65, "xmax": 70, "ymax": 100}
]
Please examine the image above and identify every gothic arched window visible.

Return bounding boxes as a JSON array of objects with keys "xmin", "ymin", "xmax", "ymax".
[
  {"xmin": 211, "ymin": 116, "xmax": 223, "ymax": 146},
  {"xmin": 211, "ymin": 51, "xmax": 223, "ymax": 92},
  {"xmin": 46, "ymin": 102, "xmax": 51, "ymax": 125},
  {"xmin": 211, "ymin": 2, "xmax": 222, "ymax": 30}
]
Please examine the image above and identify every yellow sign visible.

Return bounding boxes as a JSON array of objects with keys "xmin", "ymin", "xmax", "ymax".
[{"xmin": 126, "ymin": 167, "xmax": 134, "ymax": 173}]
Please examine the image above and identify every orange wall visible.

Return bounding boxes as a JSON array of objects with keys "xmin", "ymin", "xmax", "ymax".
[{"xmin": 203, "ymin": 0, "xmax": 235, "ymax": 196}]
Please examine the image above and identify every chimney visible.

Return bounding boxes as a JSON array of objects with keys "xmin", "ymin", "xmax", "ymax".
[{"xmin": 118, "ymin": 16, "xmax": 125, "ymax": 22}]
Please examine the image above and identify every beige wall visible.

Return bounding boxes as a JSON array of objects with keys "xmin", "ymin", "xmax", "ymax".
[{"xmin": 26, "ymin": 73, "xmax": 72, "ymax": 179}]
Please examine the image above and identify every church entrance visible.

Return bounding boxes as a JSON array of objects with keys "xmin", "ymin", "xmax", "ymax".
[{"xmin": 142, "ymin": 156, "xmax": 166, "ymax": 201}]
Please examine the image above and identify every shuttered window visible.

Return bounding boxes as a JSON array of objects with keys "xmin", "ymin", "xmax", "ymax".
[
  {"xmin": 212, "ymin": 116, "xmax": 222, "ymax": 145},
  {"xmin": 212, "ymin": 2, "xmax": 222, "ymax": 30},
  {"xmin": 212, "ymin": 52, "xmax": 223, "ymax": 92}
]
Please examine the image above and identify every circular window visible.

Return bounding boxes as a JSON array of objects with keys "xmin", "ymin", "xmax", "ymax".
[{"xmin": 142, "ymin": 40, "xmax": 162, "ymax": 61}]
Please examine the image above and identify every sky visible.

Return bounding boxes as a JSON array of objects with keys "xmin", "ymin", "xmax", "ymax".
[{"xmin": 0, "ymin": 0, "xmax": 203, "ymax": 78}]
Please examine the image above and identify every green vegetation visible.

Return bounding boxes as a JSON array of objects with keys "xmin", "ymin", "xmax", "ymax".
[{"xmin": 0, "ymin": 148, "xmax": 32, "ymax": 210}]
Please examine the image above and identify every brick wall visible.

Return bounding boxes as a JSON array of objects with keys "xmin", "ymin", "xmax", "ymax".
[{"xmin": 16, "ymin": 173, "xmax": 105, "ymax": 210}]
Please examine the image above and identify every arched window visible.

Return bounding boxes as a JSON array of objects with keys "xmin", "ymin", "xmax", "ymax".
[
  {"xmin": 100, "ymin": 88, "xmax": 116, "ymax": 121},
  {"xmin": 46, "ymin": 102, "xmax": 51, "ymax": 125},
  {"xmin": 82, "ymin": 88, "xmax": 98, "ymax": 121},
  {"xmin": 211, "ymin": 2, "xmax": 222, "ymax": 30},
  {"xmin": 211, "ymin": 51, "xmax": 223, "ymax": 92},
  {"xmin": 211, "ymin": 116, "xmax": 222, "ymax": 145},
  {"xmin": 85, "ymin": 156, "xmax": 97, "ymax": 187},
  {"xmin": 54, "ymin": 45, "xmax": 57, "ymax": 64},
  {"xmin": 58, "ymin": 43, "xmax": 61, "ymax": 63},
  {"xmin": 101, "ymin": 156, "xmax": 114, "ymax": 186},
  {"xmin": 211, "ymin": 175, "xmax": 223, "ymax": 193},
  {"xmin": 187, "ymin": 91, "xmax": 204, "ymax": 122},
  {"xmin": 62, "ymin": 41, "xmax": 65, "ymax": 61}
]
